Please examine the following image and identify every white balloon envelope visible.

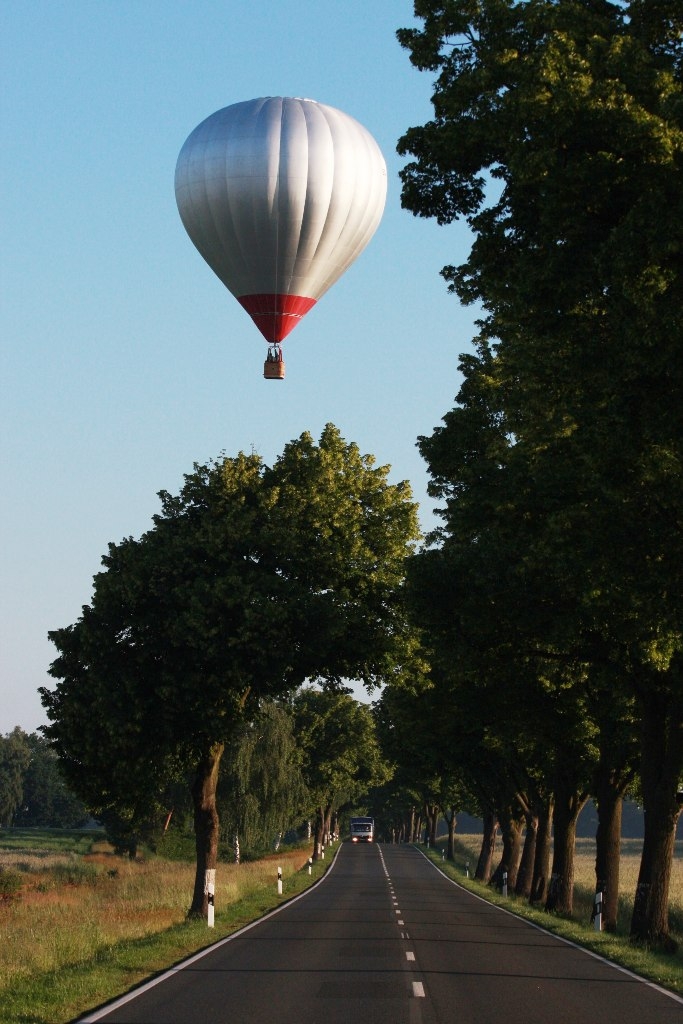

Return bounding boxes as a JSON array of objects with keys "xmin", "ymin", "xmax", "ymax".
[{"xmin": 175, "ymin": 96, "xmax": 387, "ymax": 378}]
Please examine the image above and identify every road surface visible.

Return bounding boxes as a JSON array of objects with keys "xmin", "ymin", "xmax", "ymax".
[{"xmin": 79, "ymin": 842, "xmax": 683, "ymax": 1023}]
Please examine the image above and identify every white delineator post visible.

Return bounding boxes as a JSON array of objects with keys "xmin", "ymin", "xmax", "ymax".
[
  {"xmin": 308, "ymin": 857, "xmax": 312, "ymax": 876},
  {"xmin": 277, "ymin": 866, "xmax": 283, "ymax": 895},
  {"xmin": 205, "ymin": 868, "xmax": 215, "ymax": 928},
  {"xmin": 593, "ymin": 891, "xmax": 603, "ymax": 931},
  {"xmin": 502, "ymin": 871, "xmax": 508, "ymax": 898}
]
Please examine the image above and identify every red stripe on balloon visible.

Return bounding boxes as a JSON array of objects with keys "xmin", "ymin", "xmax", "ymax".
[{"xmin": 238, "ymin": 294, "xmax": 317, "ymax": 343}]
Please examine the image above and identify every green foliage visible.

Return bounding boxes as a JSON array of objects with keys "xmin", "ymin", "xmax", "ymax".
[
  {"xmin": 0, "ymin": 728, "xmax": 31, "ymax": 826},
  {"xmin": 396, "ymin": 0, "xmax": 683, "ymax": 941},
  {"xmin": 291, "ymin": 686, "xmax": 393, "ymax": 817},
  {"xmin": 12, "ymin": 732, "xmax": 88, "ymax": 828},
  {"xmin": 155, "ymin": 826, "xmax": 197, "ymax": 862},
  {"xmin": 40, "ymin": 425, "xmax": 421, "ymax": 892},
  {"xmin": 218, "ymin": 701, "xmax": 309, "ymax": 855}
]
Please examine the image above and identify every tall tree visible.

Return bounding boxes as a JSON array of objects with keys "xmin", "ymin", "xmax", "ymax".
[
  {"xmin": 397, "ymin": 0, "xmax": 683, "ymax": 947},
  {"xmin": 13, "ymin": 733, "xmax": 88, "ymax": 829},
  {"xmin": 219, "ymin": 701, "xmax": 308, "ymax": 858},
  {"xmin": 291, "ymin": 687, "xmax": 392, "ymax": 858},
  {"xmin": 42, "ymin": 425, "xmax": 420, "ymax": 917},
  {"xmin": 376, "ymin": 676, "xmax": 475, "ymax": 860},
  {"xmin": 0, "ymin": 728, "xmax": 31, "ymax": 827}
]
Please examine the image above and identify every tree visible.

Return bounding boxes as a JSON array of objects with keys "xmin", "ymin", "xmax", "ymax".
[
  {"xmin": 42, "ymin": 425, "xmax": 420, "ymax": 917},
  {"xmin": 404, "ymin": 445, "xmax": 603, "ymax": 915},
  {"xmin": 397, "ymin": 0, "xmax": 683, "ymax": 947},
  {"xmin": 291, "ymin": 687, "xmax": 392, "ymax": 858},
  {"xmin": 375, "ymin": 676, "xmax": 474, "ymax": 860},
  {"xmin": 13, "ymin": 733, "xmax": 88, "ymax": 828},
  {"xmin": 0, "ymin": 728, "xmax": 30, "ymax": 827},
  {"xmin": 219, "ymin": 701, "xmax": 308, "ymax": 859}
]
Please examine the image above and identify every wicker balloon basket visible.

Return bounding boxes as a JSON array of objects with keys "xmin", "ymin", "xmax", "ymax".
[{"xmin": 264, "ymin": 347, "xmax": 285, "ymax": 379}]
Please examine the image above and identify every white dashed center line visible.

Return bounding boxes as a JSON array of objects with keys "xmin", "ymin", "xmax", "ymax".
[{"xmin": 378, "ymin": 847, "xmax": 425, "ymax": 1006}]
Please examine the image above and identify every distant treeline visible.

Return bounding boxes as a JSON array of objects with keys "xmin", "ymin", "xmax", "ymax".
[{"xmin": 0, "ymin": 727, "xmax": 88, "ymax": 829}]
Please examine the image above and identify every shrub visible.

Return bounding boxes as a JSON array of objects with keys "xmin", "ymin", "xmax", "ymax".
[{"xmin": 0, "ymin": 868, "xmax": 23, "ymax": 900}]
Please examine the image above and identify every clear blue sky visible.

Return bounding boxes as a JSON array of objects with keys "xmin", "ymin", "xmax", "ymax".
[{"xmin": 1, "ymin": 1, "xmax": 476, "ymax": 733}]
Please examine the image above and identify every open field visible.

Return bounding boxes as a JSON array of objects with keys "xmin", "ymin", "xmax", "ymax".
[{"xmin": 0, "ymin": 829, "xmax": 321, "ymax": 1024}]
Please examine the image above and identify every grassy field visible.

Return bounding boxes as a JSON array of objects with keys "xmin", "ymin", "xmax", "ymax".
[
  {"xmin": 0, "ymin": 829, "xmax": 323, "ymax": 1024},
  {"xmin": 428, "ymin": 833, "xmax": 683, "ymax": 997},
  {"xmin": 1, "ymin": 829, "xmax": 682, "ymax": 1023}
]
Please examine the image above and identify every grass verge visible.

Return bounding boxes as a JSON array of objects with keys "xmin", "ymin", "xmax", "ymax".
[
  {"xmin": 0, "ymin": 833, "xmax": 329, "ymax": 1024},
  {"xmin": 423, "ymin": 836, "xmax": 683, "ymax": 999}
]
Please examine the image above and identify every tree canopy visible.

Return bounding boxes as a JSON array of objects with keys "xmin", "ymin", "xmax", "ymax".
[
  {"xmin": 291, "ymin": 686, "xmax": 392, "ymax": 855},
  {"xmin": 41, "ymin": 425, "xmax": 421, "ymax": 915},
  {"xmin": 397, "ymin": 0, "xmax": 683, "ymax": 946}
]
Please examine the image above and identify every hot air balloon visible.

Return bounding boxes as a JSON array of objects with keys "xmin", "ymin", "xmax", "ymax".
[{"xmin": 175, "ymin": 96, "xmax": 387, "ymax": 379}]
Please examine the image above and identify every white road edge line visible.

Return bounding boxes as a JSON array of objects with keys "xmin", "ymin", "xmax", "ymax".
[
  {"xmin": 415, "ymin": 845, "xmax": 683, "ymax": 1007},
  {"xmin": 74, "ymin": 845, "xmax": 345, "ymax": 1022}
]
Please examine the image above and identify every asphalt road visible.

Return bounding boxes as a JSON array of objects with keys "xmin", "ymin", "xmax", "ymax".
[{"xmin": 79, "ymin": 842, "xmax": 683, "ymax": 1024}]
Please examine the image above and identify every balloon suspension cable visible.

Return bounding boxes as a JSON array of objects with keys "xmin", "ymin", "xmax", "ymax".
[{"xmin": 265, "ymin": 343, "xmax": 283, "ymax": 363}]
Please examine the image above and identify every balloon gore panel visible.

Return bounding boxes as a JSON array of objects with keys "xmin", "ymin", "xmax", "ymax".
[{"xmin": 238, "ymin": 293, "xmax": 317, "ymax": 343}]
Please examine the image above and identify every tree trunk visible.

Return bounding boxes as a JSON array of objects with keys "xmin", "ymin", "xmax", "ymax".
[
  {"xmin": 430, "ymin": 805, "xmax": 439, "ymax": 846},
  {"xmin": 323, "ymin": 804, "xmax": 333, "ymax": 849},
  {"xmin": 408, "ymin": 806, "xmax": 416, "ymax": 843},
  {"xmin": 189, "ymin": 742, "xmax": 224, "ymax": 918},
  {"xmin": 443, "ymin": 806, "xmax": 456, "ymax": 860},
  {"xmin": 631, "ymin": 803, "xmax": 680, "ymax": 950},
  {"xmin": 313, "ymin": 807, "xmax": 324, "ymax": 860},
  {"xmin": 530, "ymin": 797, "xmax": 553, "ymax": 904},
  {"xmin": 545, "ymin": 781, "xmax": 588, "ymax": 915},
  {"xmin": 630, "ymin": 682, "xmax": 683, "ymax": 949},
  {"xmin": 516, "ymin": 809, "xmax": 538, "ymax": 899},
  {"xmin": 594, "ymin": 778, "xmax": 623, "ymax": 932},
  {"xmin": 422, "ymin": 802, "xmax": 437, "ymax": 844},
  {"xmin": 475, "ymin": 811, "xmax": 497, "ymax": 882},
  {"xmin": 491, "ymin": 805, "xmax": 524, "ymax": 891}
]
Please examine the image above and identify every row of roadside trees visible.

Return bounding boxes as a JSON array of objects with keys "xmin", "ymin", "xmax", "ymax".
[{"xmin": 389, "ymin": 0, "xmax": 683, "ymax": 950}]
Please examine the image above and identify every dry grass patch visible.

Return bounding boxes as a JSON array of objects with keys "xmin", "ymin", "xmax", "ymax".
[{"xmin": 0, "ymin": 838, "xmax": 312, "ymax": 991}]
